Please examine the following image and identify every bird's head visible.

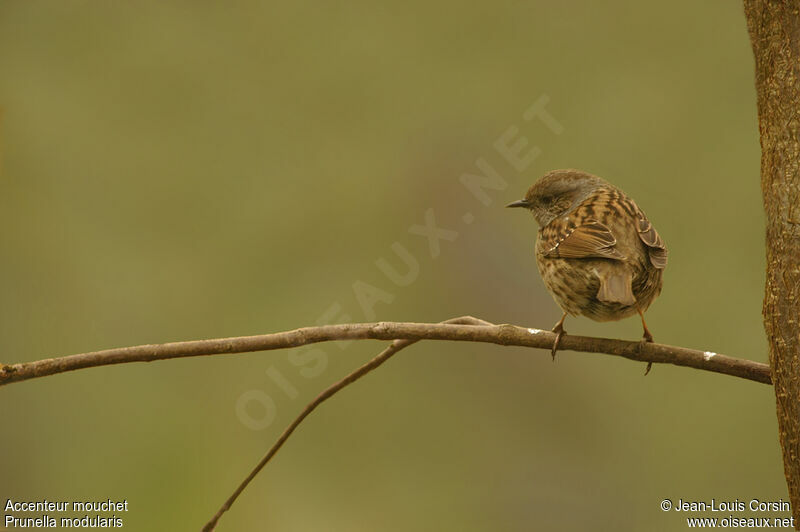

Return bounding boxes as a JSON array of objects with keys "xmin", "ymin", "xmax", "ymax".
[{"xmin": 506, "ymin": 169, "xmax": 608, "ymax": 226}]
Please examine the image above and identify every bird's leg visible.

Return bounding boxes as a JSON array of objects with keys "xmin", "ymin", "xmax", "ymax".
[
  {"xmin": 550, "ymin": 312, "xmax": 568, "ymax": 361},
  {"xmin": 638, "ymin": 309, "xmax": 654, "ymax": 343},
  {"xmin": 637, "ymin": 307, "xmax": 654, "ymax": 375}
]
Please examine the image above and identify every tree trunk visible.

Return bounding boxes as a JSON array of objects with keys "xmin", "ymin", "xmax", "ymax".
[{"xmin": 744, "ymin": 0, "xmax": 800, "ymax": 526}]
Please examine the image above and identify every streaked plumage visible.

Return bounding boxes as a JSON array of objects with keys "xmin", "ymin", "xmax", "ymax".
[{"xmin": 507, "ymin": 169, "xmax": 667, "ymax": 367}]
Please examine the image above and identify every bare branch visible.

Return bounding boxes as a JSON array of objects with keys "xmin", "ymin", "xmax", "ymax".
[
  {"xmin": 200, "ymin": 316, "xmax": 492, "ymax": 532},
  {"xmin": 0, "ymin": 317, "xmax": 770, "ymax": 387},
  {"xmin": 0, "ymin": 315, "xmax": 771, "ymax": 531}
]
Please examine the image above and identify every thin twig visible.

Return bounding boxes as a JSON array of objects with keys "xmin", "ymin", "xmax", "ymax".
[
  {"xmin": 0, "ymin": 316, "xmax": 772, "ymax": 530},
  {"xmin": 0, "ymin": 318, "xmax": 771, "ymax": 387},
  {"xmin": 200, "ymin": 316, "xmax": 491, "ymax": 532}
]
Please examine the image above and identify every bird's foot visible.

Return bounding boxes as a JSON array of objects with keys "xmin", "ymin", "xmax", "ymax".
[
  {"xmin": 640, "ymin": 332, "xmax": 654, "ymax": 375},
  {"xmin": 551, "ymin": 324, "xmax": 566, "ymax": 361}
]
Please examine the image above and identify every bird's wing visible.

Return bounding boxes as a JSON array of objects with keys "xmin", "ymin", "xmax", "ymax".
[
  {"xmin": 540, "ymin": 219, "xmax": 626, "ymax": 261},
  {"xmin": 632, "ymin": 203, "xmax": 668, "ymax": 269}
]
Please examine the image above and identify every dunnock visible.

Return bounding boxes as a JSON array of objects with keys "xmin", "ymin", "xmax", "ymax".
[{"xmin": 507, "ymin": 169, "xmax": 667, "ymax": 371}]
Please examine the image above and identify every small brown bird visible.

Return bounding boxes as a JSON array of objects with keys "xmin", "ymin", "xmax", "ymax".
[{"xmin": 507, "ymin": 169, "xmax": 667, "ymax": 371}]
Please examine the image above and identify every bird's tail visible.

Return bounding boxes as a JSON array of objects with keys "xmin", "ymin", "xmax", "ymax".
[{"xmin": 596, "ymin": 268, "xmax": 636, "ymax": 306}]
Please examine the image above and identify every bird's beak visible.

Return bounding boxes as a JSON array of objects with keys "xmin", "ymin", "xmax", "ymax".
[{"xmin": 505, "ymin": 199, "xmax": 530, "ymax": 209}]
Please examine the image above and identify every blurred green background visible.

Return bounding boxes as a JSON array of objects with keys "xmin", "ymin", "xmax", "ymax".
[{"xmin": 0, "ymin": 1, "xmax": 778, "ymax": 531}]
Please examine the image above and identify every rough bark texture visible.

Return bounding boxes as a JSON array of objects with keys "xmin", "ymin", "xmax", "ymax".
[{"xmin": 744, "ymin": 0, "xmax": 800, "ymax": 525}]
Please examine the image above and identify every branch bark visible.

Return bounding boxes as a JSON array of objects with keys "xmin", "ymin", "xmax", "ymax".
[
  {"xmin": 0, "ymin": 316, "xmax": 771, "ymax": 530},
  {"xmin": 0, "ymin": 318, "xmax": 770, "ymax": 387},
  {"xmin": 200, "ymin": 316, "xmax": 492, "ymax": 532},
  {"xmin": 744, "ymin": 1, "xmax": 800, "ymax": 526}
]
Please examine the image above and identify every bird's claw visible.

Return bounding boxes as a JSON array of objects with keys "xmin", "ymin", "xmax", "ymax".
[
  {"xmin": 551, "ymin": 325, "xmax": 565, "ymax": 361},
  {"xmin": 640, "ymin": 333, "xmax": 654, "ymax": 375}
]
